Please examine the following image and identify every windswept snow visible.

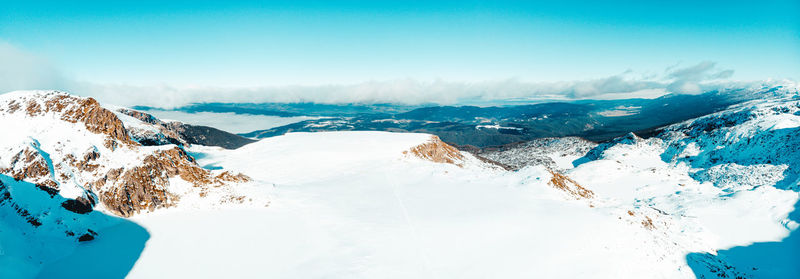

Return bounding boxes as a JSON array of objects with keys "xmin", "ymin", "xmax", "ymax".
[
  {"xmin": 126, "ymin": 132, "xmax": 687, "ymax": 278},
  {"xmin": 3, "ymin": 85, "xmax": 800, "ymax": 278},
  {"xmin": 119, "ymin": 129, "xmax": 797, "ymax": 279},
  {"xmin": 126, "ymin": 85, "xmax": 800, "ymax": 278}
]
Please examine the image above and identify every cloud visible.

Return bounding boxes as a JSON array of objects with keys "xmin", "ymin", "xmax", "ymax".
[
  {"xmin": 0, "ymin": 42, "xmax": 747, "ymax": 108},
  {"xmin": 0, "ymin": 42, "xmax": 73, "ymax": 93},
  {"xmin": 665, "ymin": 61, "xmax": 736, "ymax": 94}
]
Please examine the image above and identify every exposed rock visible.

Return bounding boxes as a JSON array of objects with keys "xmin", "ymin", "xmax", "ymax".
[
  {"xmin": 405, "ymin": 135, "xmax": 465, "ymax": 166},
  {"xmin": 61, "ymin": 196, "xmax": 94, "ymax": 214},
  {"xmin": 116, "ymin": 108, "xmax": 188, "ymax": 146},
  {"xmin": 1, "ymin": 147, "xmax": 59, "ymax": 196},
  {"xmin": 0, "ymin": 180, "xmax": 43, "ymax": 227},
  {"xmin": 473, "ymin": 137, "xmax": 597, "ymax": 171},
  {"xmin": 214, "ymin": 171, "xmax": 252, "ymax": 183},
  {"xmin": 35, "ymin": 183, "xmax": 60, "ymax": 197},
  {"xmin": 641, "ymin": 216, "xmax": 656, "ymax": 230},
  {"xmin": 6, "ymin": 100, "xmax": 20, "ymax": 113},
  {"xmin": 78, "ymin": 232, "xmax": 95, "ymax": 242},
  {"xmin": 547, "ymin": 170, "xmax": 595, "ymax": 200},
  {"xmin": 117, "ymin": 108, "xmax": 256, "ymax": 149},
  {"xmin": 99, "ymin": 147, "xmax": 250, "ymax": 217},
  {"xmin": 1, "ymin": 91, "xmax": 254, "ymax": 218},
  {"xmin": 117, "ymin": 108, "xmax": 163, "ymax": 125},
  {"xmin": 166, "ymin": 122, "xmax": 256, "ymax": 149},
  {"xmin": 36, "ymin": 94, "xmax": 136, "ymax": 147}
]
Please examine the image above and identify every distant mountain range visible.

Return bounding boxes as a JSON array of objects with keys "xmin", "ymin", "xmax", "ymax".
[
  {"xmin": 138, "ymin": 86, "xmax": 784, "ymax": 147},
  {"xmin": 2, "ymin": 84, "xmax": 799, "ymax": 278}
]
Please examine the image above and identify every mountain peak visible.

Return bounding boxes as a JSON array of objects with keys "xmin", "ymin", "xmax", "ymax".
[{"xmin": 1, "ymin": 90, "xmax": 135, "ymax": 149}]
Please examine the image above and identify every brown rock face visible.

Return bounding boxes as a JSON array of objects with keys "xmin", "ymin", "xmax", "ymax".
[
  {"xmin": 116, "ymin": 108, "xmax": 188, "ymax": 146},
  {"xmin": 547, "ymin": 170, "xmax": 595, "ymax": 200},
  {"xmin": 58, "ymin": 97, "xmax": 136, "ymax": 147},
  {"xmin": 116, "ymin": 108, "xmax": 255, "ymax": 149},
  {"xmin": 116, "ymin": 108, "xmax": 163, "ymax": 125},
  {"xmin": 98, "ymin": 147, "xmax": 250, "ymax": 217},
  {"xmin": 1, "ymin": 92, "xmax": 253, "ymax": 218},
  {"xmin": 24, "ymin": 93, "xmax": 136, "ymax": 148},
  {"xmin": 61, "ymin": 196, "xmax": 95, "ymax": 214},
  {"xmin": 405, "ymin": 135, "xmax": 465, "ymax": 166},
  {"xmin": 0, "ymin": 147, "xmax": 59, "ymax": 196}
]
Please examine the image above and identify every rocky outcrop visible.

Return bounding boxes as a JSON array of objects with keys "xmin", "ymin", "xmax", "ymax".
[
  {"xmin": 97, "ymin": 147, "xmax": 251, "ymax": 217},
  {"xmin": 116, "ymin": 108, "xmax": 188, "ymax": 146},
  {"xmin": 405, "ymin": 135, "xmax": 465, "ymax": 166},
  {"xmin": 167, "ymin": 122, "xmax": 256, "ymax": 149},
  {"xmin": 61, "ymin": 196, "xmax": 95, "ymax": 214},
  {"xmin": 547, "ymin": 170, "xmax": 594, "ymax": 200},
  {"xmin": 116, "ymin": 108, "xmax": 255, "ymax": 149},
  {"xmin": 0, "ymin": 179, "xmax": 43, "ymax": 227},
  {"xmin": 0, "ymin": 91, "xmax": 253, "ymax": 219},
  {"xmin": 0, "ymin": 146, "xmax": 59, "ymax": 196},
  {"xmin": 30, "ymin": 93, "xmax": 136, "ymax": 148},
  {"xmin": 474, "ymin": 137, "xmax": 598, "ymax": 171}
]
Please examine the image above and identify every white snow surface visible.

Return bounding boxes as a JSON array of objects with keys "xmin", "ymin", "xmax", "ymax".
[
  {"xmin": 128, "ymin": 131, "xmax": 683, "ymax": 278},
  {"xmin": 127, "ymin": 129, "xmax": 797, "ymax": 278},
  {"xmin": 0, "ymin": 90, "xmax": 269, "ymax": 278},
  {"xmin": 3, "ymin": 86, "xmax": 800, "ymax": 278},
  {"xmin": 123, "ymin": 85, "xmax": 800, "ymax": 278}
]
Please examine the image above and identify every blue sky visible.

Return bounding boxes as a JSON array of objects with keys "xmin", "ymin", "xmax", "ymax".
[{"xmin": 0, "ymin": 1, "xmax": 798, "ymax": 106}]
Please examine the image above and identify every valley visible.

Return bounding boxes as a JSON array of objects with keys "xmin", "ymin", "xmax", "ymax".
[{"xmin": 1, "ymin": 84, "xmax": 798, "ymax": 278}]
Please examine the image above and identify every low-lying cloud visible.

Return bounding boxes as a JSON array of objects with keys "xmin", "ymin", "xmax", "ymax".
[
  {"xmin": 0, "ymin": 42, "xmax": 72, "ymax": 94},
  {"xmin": 0, "ymin": 41, "xmax": 758, "ymax": 108}
]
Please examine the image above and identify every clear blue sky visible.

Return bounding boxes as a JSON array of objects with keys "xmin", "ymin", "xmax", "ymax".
[{"xmin": 1, "ymin": 0, "xmax": 798, "ymax": 87}]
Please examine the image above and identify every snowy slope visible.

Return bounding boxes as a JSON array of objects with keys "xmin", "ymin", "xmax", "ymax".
[
  {"xmin": 126, "ymin": 131, "xmax": 698, "ymax": 278},
  {"xmin": 568, "ymin": 83, "xmax": 800, "ymax": 278},
  {"xmin": 125, "ymin": 84, "xmax": 800, "ymax": 278},
  {"xmin": 0, "ymin": 91, "xmax": 266, "ymax": 278},
  {"xmin": 2, "ymin": 84, "xmax": 800, "ymax": 278}
]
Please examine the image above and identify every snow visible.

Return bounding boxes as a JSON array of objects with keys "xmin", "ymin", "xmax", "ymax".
[
  {"xmin": 478, "ymin": 137, "xmax": 597, "ymax": 171},
  {"xmin": 475, "ymin": 124, "xmax": 522, "ymax": 130},
  {"xmin": 200, "ymin": 131, "xmax": 433, "ymax": 184},
  {"xmin": 109, "ymin": 107, "xmax": 160, "ymax": 133},
  {"xmin": 0, "ymin": 90, "xmax": 272, "ymax": 278},
  {"xmin": 120, "ymin": 131, "xmax": 699, "ymax": 278},
  {"xmin": 549, "ymin": 153, "xmax": 582, "ymax": 170},
  {"xmin": 125, "ymin": 136, "xmax": 683, "ymax": 278},
  {"xmin": 597, "ymin": 106, "xmax": 642, "ymax": 117},
  {"xmin": 118, "ymin": 88, "xmax": 800, "ymax": 278},
  {"xmin": 568, "ymin": 138, "xmax": 798, "ymax": 250},
  {"xmin": 3, "ymin": 87, "xmax": 800, "ymax": 278}
]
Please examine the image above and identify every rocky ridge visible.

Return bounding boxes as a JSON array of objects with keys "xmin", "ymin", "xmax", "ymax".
[
  {"xmin": 474, "ymin": 137, "xmax": 597, "ymax": 171},
  {"xmin": 0, "ymin": 91, "xmax": 259, "ymax": 243},
  {"xmin": 115, "ymin": 108, "xmax": 256, "ymax": 149}
]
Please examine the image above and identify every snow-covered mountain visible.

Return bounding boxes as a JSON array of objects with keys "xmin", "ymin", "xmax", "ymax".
[
  {"xmin": 475, "ymin": 136, "xmax": 598, "ymax": 171},
  {"xmin": 1, "ymin": 85, "xmax": 799, "ymax": 278},
  {"xmin": 0, "ymin": 91, "xmax": 268, "ymax": 277},
  {"xmin": 476, "ymin": 83, "xmax": 800, "ymax": 278}
]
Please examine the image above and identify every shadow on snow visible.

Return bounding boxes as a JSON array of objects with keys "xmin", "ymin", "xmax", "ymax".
[{"xmin": 0, "ymin": 174, "xmax": 149, "ymax": 279}]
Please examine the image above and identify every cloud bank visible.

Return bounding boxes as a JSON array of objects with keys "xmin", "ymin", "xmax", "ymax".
[
  {"xmin": 0, "ymin": 41, "xmax": 767, "ymax": 108},
  {"xmin": 0, "ymin": 42, "xmax": 72, "ymax": 94}
]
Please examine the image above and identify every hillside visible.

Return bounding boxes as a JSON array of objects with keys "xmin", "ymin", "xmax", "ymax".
[
  {"xmin": 237, "ymin": 86, "xmax": 774, "ymax": 147},
  {"xmin": 0, "ymin": 91, "xmax": 266, "ymax": 278},
  {"xmin": 0, "ymin": 86, "xmax": 798, "ymax": 278}
]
